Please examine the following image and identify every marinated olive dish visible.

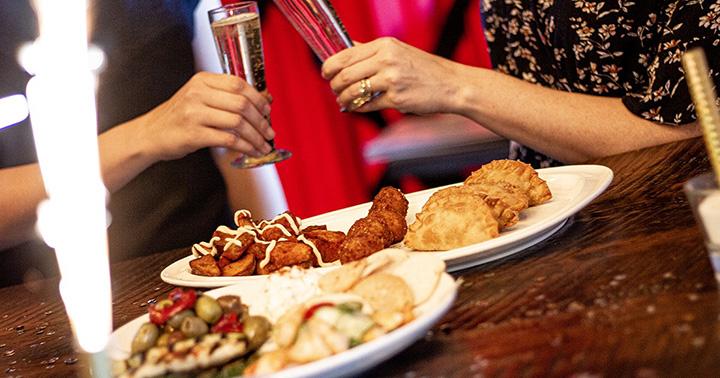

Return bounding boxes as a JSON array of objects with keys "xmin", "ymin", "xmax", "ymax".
[{"xmin": 113, "ymin": 288, "xmax": 271, "ymax": 378}]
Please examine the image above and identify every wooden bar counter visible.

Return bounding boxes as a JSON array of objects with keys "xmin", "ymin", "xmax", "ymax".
[{"xmin": 0, "ymin": 137, "xmax": 717, "ymax": 377}]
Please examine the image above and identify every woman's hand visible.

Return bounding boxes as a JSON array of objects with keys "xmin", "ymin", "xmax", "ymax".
[
  {"xmin": 136, "ymin": 72, "xmax": 275, "ymax": 161},
  {"xmin": 321, "ymin": 37, "xmax": 465, "ymax": 114}
]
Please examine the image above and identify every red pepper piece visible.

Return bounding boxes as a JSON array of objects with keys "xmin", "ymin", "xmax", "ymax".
[
  {"xmin": 303, "ymin": 302, "xmax": 333, "ymax": 320},
  {"xmin": 148, "ymin": 288, "xmax": 198, "ymax": 325},
  {"xmin": 212, "ymin": 313, "xmax": 244, "ymax": 333}
]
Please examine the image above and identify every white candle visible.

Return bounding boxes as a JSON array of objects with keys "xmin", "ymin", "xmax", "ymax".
[{"xmin": 25, "ymin": 0, "xmax": 113, "ymax": 360}]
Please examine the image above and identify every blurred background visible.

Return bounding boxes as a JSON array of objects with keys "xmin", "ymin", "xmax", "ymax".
[{"xmin": 0, "ymin": 0, "xmax": 506, "ymax": 220}]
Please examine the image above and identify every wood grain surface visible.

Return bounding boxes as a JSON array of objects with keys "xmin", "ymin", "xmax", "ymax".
[{"xmin": 0, "ymin": 137, "xmax": 717, "ymax": 377}]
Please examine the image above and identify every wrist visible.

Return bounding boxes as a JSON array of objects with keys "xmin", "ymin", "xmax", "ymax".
[{"xmin": 450, "ymin": 66, "xmax": 490, "ymax": 120}]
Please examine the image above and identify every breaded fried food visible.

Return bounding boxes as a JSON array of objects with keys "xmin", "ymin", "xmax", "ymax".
[
  {"xmin": 211, "ymin": 226, "xmax": 237, "ymax": 251},
  {"xmin": 464, "ymin": 159, "xmax": 551, "ymax": 206},
  {"xmin": 347, "ymin": 216, "xmax": 393, "ymax": 246},
  {"xmin": 255, "ymin": 241, "xmax": 314, "ymax": 275},
  {"xmin": 260, "ymin": 225, "xmax": 297, "ymax": 241},
  {"xmin": 302, "ymin": 229, "xmax": 345, "ymax": 266},
  {"xmin": 369, "ymin": 186, "xmax": 409, "ymax": 215},
  {"xmin": 220, "ymin": 231, "xmax": 255, "ymax": 261},
  {"xmin": 405, "ymin": 188, "xmax": 499, "ymax": 250},
  {"xmin": 301, "ymin": 225, "xmax": 327, "ymax": 233},
  {"xmin": 189, "ymin": 254, "xmax": 221, "ymax": 277},
  {"xmin": 425, "ymin": 186, "xmax": 520, "ymax": 229},
  {"xmin": 221, "ymin": 253, "xmax": 256, "ymax": 276},
  {"xmin": 339, "ymin": 234, "xmax": 386, "ymax": 264},
  {"xmin": 368, "ymin": 209, "xmax": 408, "ymax": 244}
]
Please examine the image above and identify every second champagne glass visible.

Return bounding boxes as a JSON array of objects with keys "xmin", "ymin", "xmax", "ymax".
[{"xmin": 209, "ymin": 1, "xmax": 291, "ymax": 168}]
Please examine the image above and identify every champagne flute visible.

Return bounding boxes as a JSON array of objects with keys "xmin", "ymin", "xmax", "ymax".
[
  {"xmin": 272, "ymin": 0, "xmax": 377, "ymax": 110},
  {"xmin": 209, "ymin": 1, "xmax": 291, "ymax": 168}
]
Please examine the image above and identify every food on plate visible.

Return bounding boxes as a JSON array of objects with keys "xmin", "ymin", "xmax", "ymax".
[
  {"xmin": 425, "ymin": 186, "xmax": 521, "ymax": 228},
  {"xmin": 404, "ymin": 187, "xmax": 500, "ymax": 250},
  {"xmin": 189, "ymin": 210, "xmax": 345, "ymax": 277},
  {"xmin": 302, "ymin": 229, "xmax": 345, "ymax": 265},
  {"xmin": 464, "ymin": 159, "xmax": 552, "ymax": 206},
  {"xmin": 116, "ymin": 250, "xmax": 451, "ymax": 377},
  {"xmin": 113, "ymin": 289, "xmax": 271, "ymax": 378},
  {"xmin": 245, "ymin": 249, "xmax": 447, "ymax": 375},
  {"xmin": 405, "ymin": 159, "xmax": 552, "ymax": 250},
  {"xmin": 339, "ymin": 187, "xmax": 409, "ymax": 263}
]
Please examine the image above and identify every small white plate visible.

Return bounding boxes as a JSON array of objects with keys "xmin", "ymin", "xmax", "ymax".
[
  {"xmin": 110, "ymin": 269, "xmax": 458, "ymax": 378},
  {"xmin": 162, "ymin": 164, "xmax": 613, "ymax": 286}
]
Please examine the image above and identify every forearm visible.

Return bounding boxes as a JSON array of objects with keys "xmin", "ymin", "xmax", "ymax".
[
  {"xmin": 0, "ymin": 116, "xmax": 156, "ymax": 250},
  {"xmin": 450, "ymin": 66, "xmax": 701, "ymax": 163}
]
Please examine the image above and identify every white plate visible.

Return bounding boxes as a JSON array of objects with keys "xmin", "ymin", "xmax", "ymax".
[
  {"xmin": 162, "ymin": 164, "xmax": 613, "ymax": 286},
  {"xmin": 109, "ymin": 269, "xmax": 458, "ymax": 378},
  {"xmin": 161, "ymin": 257, "xmax": 337, "ymax": 288}
]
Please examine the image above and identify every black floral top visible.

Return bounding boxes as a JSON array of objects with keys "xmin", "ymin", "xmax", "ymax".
[{"xmin": 481, "ymin": 0, "xmax": 720, "ymax": 167}]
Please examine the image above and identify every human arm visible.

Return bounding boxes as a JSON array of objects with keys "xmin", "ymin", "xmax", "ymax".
[
  {"xmin": 321, "ymin": 38, "xmax": 701, "ymax": 163},
  {"xmin": 0, "ymin": 72, "xmax": 274, "ymax": 249}
]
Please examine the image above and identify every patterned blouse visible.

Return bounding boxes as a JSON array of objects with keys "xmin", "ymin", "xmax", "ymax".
[{"xmin": 481, "ymin": 0, "xmax": 720, "ymax": 167}]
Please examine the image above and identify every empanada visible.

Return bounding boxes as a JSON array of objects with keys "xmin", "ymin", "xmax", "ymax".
[
  {"xmin": 404, "ymin": 187, "xmax": 499, "ymax": 250},
  {"xmin": 464, "ymin": 159, "xmax": 551, "ymax": 206},
  {"xmin": 424, "ymin": 186, "xmax": 521, "ymax": 229}
]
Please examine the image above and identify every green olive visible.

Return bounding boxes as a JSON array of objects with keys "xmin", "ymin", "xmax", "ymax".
[
  {"xmin": 216, "ymin": 295, "xmax": 243, "ymax": 315},
  {"xmin": 167, "ymin": 309, "xmax": 194, "ymax": 330},
  {"xmin": 181, "ymin": 316, "xmax": 209, "ymax": 338},
  {"xmin": 131, "ymin": 323, "xmax": 160, "ymax": 354},
  {"xmin": 243, "ymin": 316, "xmax": 271, "ymax": 350},
  {"xmin": 195, "ymin": 296, "xmax": 223, "ymax": 324}
]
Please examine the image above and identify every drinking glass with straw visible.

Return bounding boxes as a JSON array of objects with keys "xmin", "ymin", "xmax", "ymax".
[
  {"xmin": 682, "ymin": 48, "xmax": 720, "ymax": 282},
  {"xmin": 208, "ymin": 2, "xmax": 291, "ymax": 168}
]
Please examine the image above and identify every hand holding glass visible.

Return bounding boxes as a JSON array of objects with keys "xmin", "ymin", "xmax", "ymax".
[{"xmin": 209, "ymin": 2, "xmax": 291, "ymax": 168}]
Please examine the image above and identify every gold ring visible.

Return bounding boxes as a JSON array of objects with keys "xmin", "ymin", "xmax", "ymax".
[
  {"xmin": 358, "ymin": 79, "xmax": 372, "ymax": 97},
  {"xmin": 349, "ymin": 79, "xmax": 373, "ymax": 110}
]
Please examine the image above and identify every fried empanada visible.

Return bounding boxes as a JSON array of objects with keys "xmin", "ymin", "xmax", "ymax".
[
  {"xmin": 404, "ymin": 187, "xmax": 499, "ymax": 251},
  {"xmin": 423, "ymin": 186, "xmax": 520, "ymax": 229},
  {"xmin": 464, "ymin": 159, "xmax": 551, "ymax": 206}
]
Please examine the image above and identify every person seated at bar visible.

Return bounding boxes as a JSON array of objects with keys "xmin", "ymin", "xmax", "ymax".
[
  {"xmin": 0, "ymin": 1, "xmax": 273, "ymax": 286},
  {"xmin": 322, "ymin": 1, "xmax": 718, "ymax": 168}
]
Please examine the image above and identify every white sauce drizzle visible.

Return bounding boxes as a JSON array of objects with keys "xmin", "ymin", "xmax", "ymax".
[
  {"xmin": 192, "ymin": 236, "xmax": 221, "ymax": 257},
  {"xmin": 258, "ymin": 223, "xmax": 293, "ymax": 237},
  {"xmin": 256, "ymin": 213, "xmax": 301, "ymax": 235},
  {"xmin": 215, "ymin": 225, "xmax": 238, "ymax": 236},
  {"xmin": 297, "ymin": 234, "xmax": 336, "ymax": 267},
  {"xmin": 259, "ymin": 240, "xmax": 278, "ymax": 269},
  {"xmin": 233, "ymin": 209, "xmax": 253, "ymax": 227}
]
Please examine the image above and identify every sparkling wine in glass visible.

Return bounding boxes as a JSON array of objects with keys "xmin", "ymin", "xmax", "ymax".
[{"xmin": 209, "ymin": 2, "xmax": 291, "ymax": 168}]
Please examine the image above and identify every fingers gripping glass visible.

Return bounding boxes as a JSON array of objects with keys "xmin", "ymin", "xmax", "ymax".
[{"xmin": 208, "ymin": 2, "xmax": 291, "ymax": 168}]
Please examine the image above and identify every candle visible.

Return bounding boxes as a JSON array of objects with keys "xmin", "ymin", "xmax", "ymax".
[{"xmin": 23, "ymin": 0, "xmax": 113, "ymax": 373}]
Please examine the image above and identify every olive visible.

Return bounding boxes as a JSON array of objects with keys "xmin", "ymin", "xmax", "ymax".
[
  {"xmin": 131, "ymin": 323, "xmax": 160, "ymax": 354},
  {"xmin": 167, "ymin": 330, "xmax": 185, "ymax": 346},
  {"xmin": 195, "ymin": 296, "xmax": 223, "ymax": 324},
  {"xmin": 243, "ymin": 316, "xmax": 271, "ymax": 350},
  {"xmin": 167, "ymin": 309, "xmax": 194, "ymax": 330},
  {"xmin": 181, "ymin": 316, "xmax": 209, "ymax": 338},
  {"xmin": 156, "ymin": 332, "xmax": 171, "ymax": 347},
  {"xmin": 216, "ymin": 295, "xmax": 243, "ymax": 315}
]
